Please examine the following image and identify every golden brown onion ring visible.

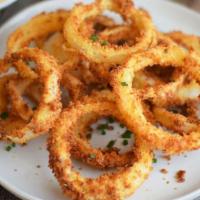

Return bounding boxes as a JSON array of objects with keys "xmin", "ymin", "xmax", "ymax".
[
  {"xmin": 67, "ymin": 91, "xmax": 135, "ymax": 169},
  {"xmin": 153, "ymin": 107, "xmax": 198, "ymax": 135},
  {"xmin": 0, "ymin": 75, "xmax": 17, "ymax": 113},
  {"xmin": 48, "ymin": 90, "xmax": 153, "ymax": 199},
  {"xmin": 91, "ymin": 30, "xmax": 176, "ymax": 83},
  {"xmin": 7, "ymin": 77, "xmax": 34, "ymax": 121},
  {"xmin": 42, "ymin": 32, "xmax": 72, "ymax": 64},
  {"xmin": 111, "ymin": 45, "xmax": 200, "ymax": 154},
  {"xmin": 39, "ymin": 14, "xmax": 118, "ymax": 65},
  {"xmin": 151, "ymin": 79, "xmax": 200, "ymax": 135},
  {"xmin": 64, "ymin": 0, "xmax": 157, "ymax": 64},
  {"xmin": 7, "ymin": 10, "xmax": 69, "ymax": 52},
  {"xmin": 167, "ymin": 31, "xmax": 200, "ymax": 53},
  {"xmin": 0, "ymin": 48, "xmax": 61, "ymax": 144}
]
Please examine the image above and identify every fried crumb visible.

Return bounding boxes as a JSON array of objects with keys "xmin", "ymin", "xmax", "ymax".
[
  {"xmin": 162, "ymin": 155, "xmax": 171, "ymax": 161},
  {"xmin": 160, "ymin": 168, "xmax": 168, "ymax": 174},
  {"xmin": 175, "ymin": 170, "xmax": 186, "ymax": 183}
]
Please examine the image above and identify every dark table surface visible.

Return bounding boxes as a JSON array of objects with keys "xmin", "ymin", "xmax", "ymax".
[{"xmin": 0, "ymin": 0, "xmax": 200, "ymax": 199}]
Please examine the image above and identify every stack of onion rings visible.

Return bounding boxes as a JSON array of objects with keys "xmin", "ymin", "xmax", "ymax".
[{"xmin": 1, "ymin": 0, "xmax": 200, "ymax": 199}]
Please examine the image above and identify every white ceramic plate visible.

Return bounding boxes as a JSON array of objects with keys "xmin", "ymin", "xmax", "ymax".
[
  {"xmin": 0, "ymin": 0, "xmax": 17, "ymax": 10},
  {"xmin": 0, "ymin": 0, "xmax": 200, "ymax": 200}
]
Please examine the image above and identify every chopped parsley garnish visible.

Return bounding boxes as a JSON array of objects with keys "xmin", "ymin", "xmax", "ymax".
[
  {"xmin": 122, "ymin": 139, "xmax": 128, "ymax": 146},
  {"xmin": 90, "ymin": 34, "xmax": 99, "ymax": 42},
  {"xmin": 107, "ymin": 117, "xmax": 115, "ymax": 123},
  {"xmin": 89, "ymin": 154, "xmax": 96, "ymax": 159},
  {"xmin": 97, "ymin": 123, "xmax": 109, "ymax": 130},
  {"xmin": 12, "ymin": 143, "xmax": 16, "ymax": 147},
  {"xmin": 5, "ymin": 143, "xmax": 16, "ymax": 152},
  {"xmin": 120, "ymin": 124, "xmax": 125, "ymax": 128},
  {"xmin": 121, "ymin": 82, "xmax": 128, "ymax": 86},
  {"xmin": 101, "ymin": 40, "xmax": 109, "ymax": 46},
  {"xmin": 101, "ymin": 130, "xmax": 106, "ymax": 135},
  {"xmin": 121, "ymin": 130, "xmax": 132, "ymax": 138},
  {"xmin": 153, "ymin": 158, "xmax": 157, "ymax": 163},
  {"xmin": 107, "ymin": 140, "xmax": 116, "ymax": 149},
  {"xmin": 0, "ymin": 112, "xmax": 8, "ymax": 120},
  {"xmin": 97, "ymin": 123, "xmax": 113, "ymax": 132},
  {"xmin": 5, "ymin": 145, "xmax": 12, "ymax": 151}
]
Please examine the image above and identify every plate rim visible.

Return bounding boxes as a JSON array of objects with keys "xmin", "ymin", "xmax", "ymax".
[
  {"xmin": 0, "ymin": 0, "xmax": 17, "ymax": 10},
  {"xmin": 0, "ymin": 177, "xmax": 41, "ymax": 200},
  {"xmin": 0, "ymin": 0, "xmax": 200, "ymax": 200}
]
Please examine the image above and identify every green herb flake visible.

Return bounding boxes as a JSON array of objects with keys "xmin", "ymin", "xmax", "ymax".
[
  {"xmin": 101, "ymin": 130, "xmax": 106, "ymax": 135},
  {"xmin": 0, "ymin": 112, "xmax": 8, "ymax": 120},
  {"xmin": 97, "ymin": 123, "xmax": 109, "ymax": 130},
  {"xmin": 121, "ymin": 130, "xmax": 132, "ymax": 138},
  {"xmin": 122, "ymin": 140, "xmax": 128, "ymax": 146},
  {"xmin": 101, "ymin": 40, "xmax": 109, "ymax": 46},
  {"xmin": 89, "ymin": 154, "xmax": 96, "ymax": 159},
  {"xmin": 107, "ymin": 140, "xmax": 116, "ymax": 149},
  {"xmin": 90, "ymin": 34, "xmax": 99, "ymax": 42},
  {"xmin": 107, "ymin": 117, "xmax": 115, "ymax": 123},
  {"xmin": 121, "ymin": 82, "xmax": 128, "ymax": 86},
  {"xmin": 5, "ymin": 145, "xmax": 12, "ymax": 152},
  {"xmin": 152, "ymin": 158, "xmax": 157, "ymax": 163},
  {"xmin": 5, "ymin": 143, "xmax": 16, "ymax": 152},
  {"xmin": 12, "ymin": 143, "xmax": 16, "ymax": 147},
  {"xmin": 120, "ymin": 124, "xmax": 125, "ymax": 128}
]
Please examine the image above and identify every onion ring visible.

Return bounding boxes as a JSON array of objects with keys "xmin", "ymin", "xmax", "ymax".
[
  {"xmin": 66, "ymin": 90, "xmax": 135, "ymax": 169},
  {"xmin": 6, "ymin": 77, "xmax": 34, "ymax": 121},
  {"xmin": 7, "ymin": 10, "xmax": 69, "ymax": 52},
  {"xmin": 111, "ymin": 45, "xmax": 200, "ymax": 154},
  {"xmin": 0, "ymin": 48, "xmax": 61, "ymax": 144},
  {"xmin": 153, "ymin": 107, "xmax": 198, "ymax": 135},
  {"xmin": 90, "ymin": 31, "xmax": 176, "ymax": 83},
  {"xmin": 60, "ymin": 55, "xmax": 108, "ymax": 101},
  {"xmin": 64, "ymin": 0, "xmax": 157, "ymax": 64},
  {"xmin": 151, "ymin": 79, "xmax": 200, "ymax": 134},
  {"xmin": 48, "ymin": 90, "xmax": 153, "ymax": 199},
  {"xmin": 0, "ymin": 75, "xmax": 17, "ymax": 113},
  {"xmin": 167, "ymin": 31, "xmax": 200, "ymax": 53}
]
